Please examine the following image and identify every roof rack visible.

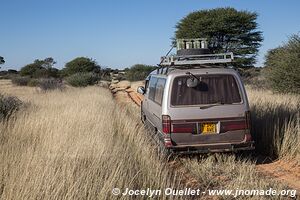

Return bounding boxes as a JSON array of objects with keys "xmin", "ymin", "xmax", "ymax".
[
  {"xmin": 159, "ymin": 52, "xmax": 234, "ymax": 67},
  {"xmin": 156, "ymin": 39, "xmax": 234, "ymax": 75}
]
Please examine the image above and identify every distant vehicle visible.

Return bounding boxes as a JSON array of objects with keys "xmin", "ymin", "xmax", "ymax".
[{"xmin": 137, "ymin": 39, "xmax": 254, "ymax": 154}]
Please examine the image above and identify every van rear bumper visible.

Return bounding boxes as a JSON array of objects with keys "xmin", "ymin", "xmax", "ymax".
[{"xmin": 169, "ymin": 141, "xmax": 255, "ymax": 154}]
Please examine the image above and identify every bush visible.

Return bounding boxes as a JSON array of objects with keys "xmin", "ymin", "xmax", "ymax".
[
  {"xmin": 0, "ymin": 73, "xmax": 18, "ymax": 80},
  {"xmin": 38, "ymin": 78, "xmax": 64, "ymax": 91},
  {"xmin": 11, "ymin": 76, "xmax": 31, "ymax": 86},
  {"xmin": 66, "ymin": 73, "xmax": 99, "ymax": 87},
  {"xmin": 20, "ymin": 58, "xmax": 59, "ymax": 79},
  {"xmin": 239, "ymin": 67, "xmax": 269, "ymax": 90},
  {"xmin": 265, "ymin": 34, "xmax": 300, "ymax": 94},
  {"xmin": 125, "ymin": 64, "xmax": 157, "ymax": 81},
  {"xmin": 27, "ymin": 79, "xmax": 40, "ymax": 87},
  {"xmin": 0, "ymin": 94, "xmax": 22, "ymax": 120},
  {"xmin": 20, "ymin": 63, "xmax": 43, "ymax": 77},
  {"xmin": 62, "ymin": 57, "xmax": 101, "ymax": 76}
]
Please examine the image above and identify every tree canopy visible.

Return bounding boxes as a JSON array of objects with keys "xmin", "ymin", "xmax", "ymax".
[
  {"xmin": 265, "ymin": 34, "xmax": 300, "ymax": 94},
  {"xmin": 175, "ymin": 7, "xmax": 263, "ymax": 66},
  {"xmin": 0, "ymin": 56, "xmax": 5, "ymax": 69},
  {"xmin": 125, "ymin": 64, "xmax": 157, "ymax": 81},
  {"xmin": 62, "ymin": 57, "xmax": 100, "ymax": 76},
  {"xmin": 20, "ymin": 57, "xmax": 59, "ymax": 78}
]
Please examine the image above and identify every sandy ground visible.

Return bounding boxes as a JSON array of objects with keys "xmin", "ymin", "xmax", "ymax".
[
  {"xmin": 110, "ymin": 81, "xmax": 144, "ymax": 106},
  {"xmin": 257, "ymin": 160, "xmax": 300, "ymax": 191}
]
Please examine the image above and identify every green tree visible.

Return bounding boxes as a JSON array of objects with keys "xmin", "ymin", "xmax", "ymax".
[
  {"xmin": 20, "ymin": 62, "xmax": 43, "ymax": 77},
  {"xmin": 0, "ymin": 56, "xmax": 4, "ymax": 64},
  {"xmin": 125, "ymin": 64, "xmax": 157, "ymax": 81},
  {"xmin": 20, "ymin": 57, "xmax": 59, "ymax": 78},
  {"xmin": 0, "ymin": 56, "xmax": 5, "ymax": 69},
  {"xmin": 62, "ymin": 57, "xmax": 100, "ymax": 76},
  {"xmin": 265, "ymin": 34, "xmax": 300, "ymax": 94},
  {"xmin": 175, "ymin": 7, "xmax": 263, "ymax": 66}
]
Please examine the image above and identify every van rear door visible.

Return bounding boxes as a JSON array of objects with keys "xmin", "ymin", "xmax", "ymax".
[{"xmin": 168, "ymin": 74, "xmax": 249, "ymax": 146}]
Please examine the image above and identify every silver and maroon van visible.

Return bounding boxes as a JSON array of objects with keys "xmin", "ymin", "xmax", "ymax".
[{"xmin": 137, "ymin": 39, "xmax": 254, "ymax": 154}]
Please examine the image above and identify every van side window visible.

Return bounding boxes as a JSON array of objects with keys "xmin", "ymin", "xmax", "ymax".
[
  {"xmin": 149, "ymin": 77, "xmax": 158, "ymax": 100},
  {"xmin": 154, "ymin": 78, "xmax": 166, "ymax": 105}
]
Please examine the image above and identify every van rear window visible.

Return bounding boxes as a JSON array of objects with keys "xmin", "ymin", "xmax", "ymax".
[{"xmin": 171, "ymin": 75, "xmax": 242, "ymax": 106}]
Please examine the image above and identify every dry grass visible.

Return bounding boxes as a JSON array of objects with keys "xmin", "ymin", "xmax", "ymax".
[
  {"xmin": 0, "ymin": 81, "xmax": 183, "ymax": 200},
  {"xmin": 247, "ymin": 86, "xmax": 300, "ymax": 161},
  {"xmin": 181, "ymin": 154, "xmax": 291, "ymax": 200},
  {"xmin": 0, "ymin": 80, "xmax": 299, "ymax": 199}
]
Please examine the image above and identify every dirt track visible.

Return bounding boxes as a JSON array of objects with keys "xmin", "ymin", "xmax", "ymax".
[
  {"xmin": 257, "ymin": 160, "xmax": 300, "ymax": 191},
  {"xmin": 109, "ymin": 81, "xmax": 205, "ymax": 193},
  {"xmin": 109, "ymin": 80, "xmax": 300, "ymax": 193}
]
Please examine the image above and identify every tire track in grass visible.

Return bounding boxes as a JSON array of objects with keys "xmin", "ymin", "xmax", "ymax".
[{"xmin": 108, "ymin": 81, "xmax": 207, "ymax": 198}]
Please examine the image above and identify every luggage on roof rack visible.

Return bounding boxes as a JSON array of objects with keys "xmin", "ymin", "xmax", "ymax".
[{"xmin": 158, "ymin": 38, "xmax": 234, "ymax": 68}]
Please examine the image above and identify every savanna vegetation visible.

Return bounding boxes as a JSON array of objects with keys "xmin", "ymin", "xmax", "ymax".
[
  {"xmin": 265, "ymin": 34, "xmax": 300, "ymax": 94},
  {"xmin": 0, "ymin": 6, "xmax": 299, "ymax": 200},
  {"xmin": 124, "ymin": 64, "xmax": 157, "ymax": 81},
  {"xmin": 175, "ymin": 7, "xmax": 263, "ymax": 67},
  {"xmin": 1, "ymin": 57, "xmax": 113, "ymax": 89},
  {"xmin": 0, "ymin": 79, "xmax": 298, "ymax": 199},
  {"xmin": 0, "ymin": 56, "xmax": 5, "ymax": 66}
]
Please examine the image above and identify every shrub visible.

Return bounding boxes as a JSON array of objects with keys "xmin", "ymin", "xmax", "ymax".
[
  {"xmin": 66, "ymin": 73, "xmax": 99, "ymax": 87},
  {"xmin": 265, "ymin": 34, "xmax": 300, "ymax": 94},
  {"xmin": 27, "ymin": 79, "xmax": 40, "ymax": 87},
  {"xmin": 20, "ymin": 58, "xmax": 59, "ymax": 79},
  {"xmin": 125, "ymin": 64, "xmax": 157, "ymax": 81},
  {"xmin": 11, "ymin": 76, "xmax": 31, "ymax": 86},
  {"xmin": 62, "ymin": 57, "xmax": 101, "ymax": 76},
  {"xmin": 0, "ymin": 73, "xmax": 18, "ymax": 80},
  {"xmin": 0, "ymin": 94, "xmax": 22, "ymax": 120},
  {"xmin": 239, "ymin": 67, "xmax": 269, "ymax": 90},
  {"xmin": 20, "ymin": 63, "xmax": 43, "ymax": 77},
  {"xmin": 38, "ymin": 78, "xmax": 64, "ymax": 91}
]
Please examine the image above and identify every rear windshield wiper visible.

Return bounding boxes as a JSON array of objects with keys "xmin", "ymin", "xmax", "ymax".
[{"xmin": 199, "ymin": 102, "xmax": 224, "ymax": 109}]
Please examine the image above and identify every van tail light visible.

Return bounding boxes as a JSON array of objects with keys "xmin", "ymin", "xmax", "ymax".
[
  {"xmin": 162, "ymin": 115, "xmax": 171, "ymax": 134},
  {"xmin": 172, "ymin": 123, "xmax": 197, "ymax": 133},
  {"xmin": 162, "ymin": 115, "xmax": 173, "ymax": 147},
  {"xmin": 221, "ymin": 120, "xmax": 246, "ymax": 132}
]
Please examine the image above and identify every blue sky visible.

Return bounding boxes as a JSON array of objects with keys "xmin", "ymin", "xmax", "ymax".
[{"xmin": 1, "ymin": 0, "xmax": 299, "ymax": 70}]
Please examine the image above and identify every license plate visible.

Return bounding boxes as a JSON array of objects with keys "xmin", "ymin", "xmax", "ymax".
[{"xmin": 201, "ymin": 123, "xmax": 217, "ymax": 134}]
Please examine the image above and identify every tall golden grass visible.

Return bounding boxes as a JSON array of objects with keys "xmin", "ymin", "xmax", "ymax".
[
  {"xmin": 0, "ymin": 83, "xmax": 183, "ymax": 199},
  {"xmin": 0, "ymin": 80, "xmax": 298, "ymax": 199},
  {"xmin": 247, "ymin": 86, "xmax": 300, "ymax": 161}
]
